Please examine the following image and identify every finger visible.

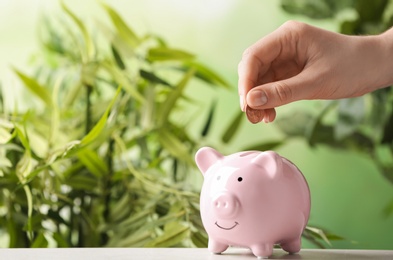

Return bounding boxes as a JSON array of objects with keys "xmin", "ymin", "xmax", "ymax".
[
  {"xmin": 263, "ymin": 108, "xmax": 276, "ymax": 123},
  {"xmin": 246, "ymin": 70, "xmax": 316, "ymax": 109},
  {"xmin": 238, "ymin": 30, "xmax": 285, "ymax": 111}
]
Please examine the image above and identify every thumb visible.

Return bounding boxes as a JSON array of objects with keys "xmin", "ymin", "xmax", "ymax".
[{"xmin": 246, "ymin": 72, "xmax": 315, "ymax": 109}]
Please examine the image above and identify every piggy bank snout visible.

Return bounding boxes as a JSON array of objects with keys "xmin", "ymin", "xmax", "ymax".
[{"xmin": 212, "ymin": 193, "xmax": 239, "ymax": 219}]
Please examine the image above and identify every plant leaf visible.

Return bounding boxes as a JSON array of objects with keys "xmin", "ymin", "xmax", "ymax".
[
  {"xmin": 222, "ymin": 110, "xmax": 243, "ymax": 143},
  {"xmin": 81, "ymin": 86, "xmax": 121, "ymax": 146},
  {"xmin": 61, "ymin": 1, "xmax": 95, "ymax": 60},
  {"xmin": 201, "ymin": 99, "xmax": 216, "ymax": 137},
  {"xmin": 31, "ymin": 233, "xmax": 48, "ymax": 248},
  {"xmin": 101, "ymin": 3, "xmax": 139, "ymax": 48},
  {"xmin": 158, "ymin": 128, "xmax": 194, "ymax": 165},
  {"xmin": 147, "ymin": 47, "xmax": 194, "ymax": 62},
  {"xmin": 157, "ymin": 68, "xmax": 195, "ymax": 126},
  {"xmin": 111, "ymin": 44, "xmax": 126, "ymax": 70},
  {"xmin": 180, "ymin": 61, "xmax": 231, "ymax": 89},
  {"xmin": 13, "ymin": 69, "xmax": 53, "ymax": 108},
  {"xmin": 77, "ymin": 148, "xmax": 108, "ymax": 178},
  {"xmin": 241, "ymin": 141, "xmax": 283, "ymax": 151},
  {"xmin": 140, "ymin": 69, "xmax": 171, "ymax": 87},
  {"xmin": 145, "ymin": 222, "xmax": 189, "ymax": 247}
]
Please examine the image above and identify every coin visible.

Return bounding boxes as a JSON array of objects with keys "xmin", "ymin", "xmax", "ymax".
[{"xmin": 245, "ymin": 105, "xmax": 264, "ymax": 124}]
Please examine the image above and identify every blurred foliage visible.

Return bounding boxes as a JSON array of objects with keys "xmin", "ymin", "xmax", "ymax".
[
  {"xmin": 279, "ymin": 0, "xmax": 393, "ymax": 216},
  {"xmin": 0, "ymin": 2, "xmax": 334, "ymax": 249}
]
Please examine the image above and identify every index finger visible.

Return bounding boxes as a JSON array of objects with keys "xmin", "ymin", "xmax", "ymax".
[{"xmin": 237, "ymin": 29, "xmax": 284, "ymax": 109}]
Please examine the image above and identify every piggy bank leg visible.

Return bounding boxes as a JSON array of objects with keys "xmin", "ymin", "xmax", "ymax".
[
  {"xmin": 250, "ymin": 243, "xmax": 273, "ymax": 259},
  {"xmin": 281, "ymin": 237, "xmax": 301, "ymax": 254},
  {"xmin": 208, "ymin": 239, "xmax": 228, "ymax": 254}
]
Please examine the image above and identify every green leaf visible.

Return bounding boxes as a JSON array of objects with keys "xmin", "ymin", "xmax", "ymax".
[
  {"xmin": 191, "ymin": 231, "xmax": 208, "ymax": 248},
  {"xmin": 109, "ymin": 193, "xmax": 132, "ymax": 223},
  {"xmin": 104, "ymin": 64, "xmax": 145, "ymax": 103},
  {"xmin": 77, "ymin": 148, "xmax": 108, "ymax": 178},
  {"xmin": 107, "ymin": 227, "xmax": 152, "ymax": 247},
  {"xmin": 145, "ymin": 222, "xmax": 189, "ymax": 247},
  {"xmin": 65, "ymin": 174, "xmax": 98, "ymax": 191},
  {"xmin": 52, "ymin": 232, "xmax": 70, "ymax": 247},
  {"xmin": 140, "ymin": 69, "xmax": 171, "ymax": 87},
  {"xmin": 111, "ymin": 44, "xmax": 126, "ymax": 70},
  {"xmin": 222, "ymin": 110, "xmax": 243, "ymax": 143},
  {"xmin": 31, "ymin": 233, "xmax": 48, "ymax": 248},
  {"xmin": 0, "ymin": 119, "xmax": 15, "ymax": 144},
  {"xmin": 241, "ymin": 141, "xmax": 283, "ymax": 151},
  {"xmin": 201, "ymin": 99, "xmax": 216, "ymax": 137},
  {"xmin": 23, "ymin": 185, "xmax": 34, "ymax": 240},
  {"xmin": 61, "ymin": 1, "xmax": 95, "ymax": 60},
  {"xmin": 101, "ymin": 3, "xmax": 139, "ymax": 48},
  {"xmin": 147, "ymin": 47, "xmax": 195, "ymax": 62},
  {"xmin": 13, "ymin": 69, "xmax": 53, "ymax": 108},
  {"xmin": 158, "ymin": 128, "xmax": 194, "ymax": 165},
  {"xmin": 180, "ymin": 61, "xmax": 231, "ymax": 89},
  {"xmin": 81, "ymin": 86, "xmax": 121, "ymax": 146},
  {"xmin": 305, "ymin": 226, "xmax": 332, "ymax": 246},
  {"xmin": 157, "ymin": 68, "xmax": 195, "ymax": 126}
]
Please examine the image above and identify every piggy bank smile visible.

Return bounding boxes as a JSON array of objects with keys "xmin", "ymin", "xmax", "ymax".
[{"xmin": 215, "ymin": 221, "xmax": 239, "ymax": 230}]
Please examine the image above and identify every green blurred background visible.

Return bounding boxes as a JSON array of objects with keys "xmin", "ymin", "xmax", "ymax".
[{"xmin": 1, "ymin": 0, "xmax": 392, "ymax": 250}]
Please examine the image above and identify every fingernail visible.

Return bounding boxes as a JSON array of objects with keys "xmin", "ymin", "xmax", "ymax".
[
  {"xmin": 240, "ymin": 95, "xmax": 245, "ymax": 111},
  {"xmin": 249, "ymin": 90, "xmax": 267, "ymax": 107}
]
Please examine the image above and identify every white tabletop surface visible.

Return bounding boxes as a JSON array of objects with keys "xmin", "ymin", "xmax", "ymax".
[{"xmin": 1, "ymin": 247, "xmax": 393, "ymax": 260}]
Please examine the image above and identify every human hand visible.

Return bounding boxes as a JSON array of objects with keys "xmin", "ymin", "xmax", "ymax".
[{"xmin": 238, "ymin": 21, "xmax": 393, "ymax": 123}]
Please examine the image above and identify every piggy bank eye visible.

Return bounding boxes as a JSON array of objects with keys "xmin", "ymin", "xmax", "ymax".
[
  {"xmin": 237, "ymin": 177, "xmax": 243, "ymax": 182},
  {"xmin": 217, "ymin": 176, "xmax": 221, "ymax": 181}
]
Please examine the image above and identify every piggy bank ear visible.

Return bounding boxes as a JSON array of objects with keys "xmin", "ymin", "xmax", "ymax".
[
  {"xmin": 195, "ymin": 147, "xmax": 223, "ymax": 176},
  {"xmin": 251, "ymin": 151, "xmax": 282, "ymax": 178}
]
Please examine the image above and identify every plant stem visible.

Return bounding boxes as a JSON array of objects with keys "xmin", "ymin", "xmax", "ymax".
[
  {"xmin": 85, "ymin": 84, "xmax": 93, "ymax": 134},
  {"xmin": 101, "ymin": 138, "xmax": 115, "ymax": 245}
]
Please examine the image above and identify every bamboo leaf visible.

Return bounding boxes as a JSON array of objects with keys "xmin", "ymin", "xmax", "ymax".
[
  {"xmin": 201, "ymin": 99, "xmax": 216, "ymax": 137},
  {"xmin": 65, "ymin": 174, "xmax": 98, "ymax": 191},
  {"xmin": 13, "ymin": 69, "xmax": 53, "ymax": 108},
  {"xmin": 104, "ymin": 64, "xmax": 145, "ymax": 103},
  {"xmin": 147, "ymin": 47, "xmax": 195, "ymax": 62},
  {"xmin": 222, "ymin": 110, "xmax": 243, "ymax": 143},
  {"xmin": 145, "ymin": 222, "xmax": 189, "ymax": 247},
  {"xmin": 101, "ymin": 3, "xmax": 139, "ymax": 48},
  {"xmin": 241, "ymin": 141, "xmax": 283, "ymax": 151},
  {"xmin": 140, "ymin": 69, "xmax": 171, "ymax": 87},
  {"xmin": 191, "ymin": 231, "xmax": 208, "ymax": 248},
  {"xmin": 61, "ymin": 1, "xmax": 95, "ymax": 60},
  {"xmin": 52, "ymin": 232, "xmax": 70, "ymax": 247},
  {"xmin": 77, "ymin": 148, "xmax": 108, "ymax": 178},
  {"xmin": 31, "ymin": 233, "xmax": 48, "ymax": 248},
  {"xmin": 158, "ymin": 129, "xmax": 194, "ymax": 165},
  {"xmin": 111, "ymin": 44, "xmax": 126, "ymax": 70},
  {"xmin": 23, "ymin": 185, "xmax": 34, "ymax": 240},
  {"xmin": 180, "ymin": 61, "xmax": 231, "ymax": 89},
  {"xmin": 305, "ymin": 226, "xmax": 332, "ymax": 246},
  {"xmin": 157, "ymin": 68, "xmax": 195, "ymax": 126},
  {"xmin": 81, "ymin": 86, "xmax": 121, "ymax": 146},
  {"xmin": 109, "ymin": 193, "xmax": 132, "ymax": 223}
]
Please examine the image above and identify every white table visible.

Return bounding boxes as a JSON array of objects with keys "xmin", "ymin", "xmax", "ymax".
[{"xmin": 1, "ymin": 247, "xmax": 392, "ymax": 260}]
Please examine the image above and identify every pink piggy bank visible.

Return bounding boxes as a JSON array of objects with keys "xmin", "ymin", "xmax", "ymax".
[{"xmin": 195, "ymin": 147, "xmax": 310, "ymax": 259}]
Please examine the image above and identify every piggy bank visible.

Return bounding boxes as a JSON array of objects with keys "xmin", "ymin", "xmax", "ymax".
[{"xmin": 195, "ymin": 147, "xmax": 310, "ymax": 259}]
